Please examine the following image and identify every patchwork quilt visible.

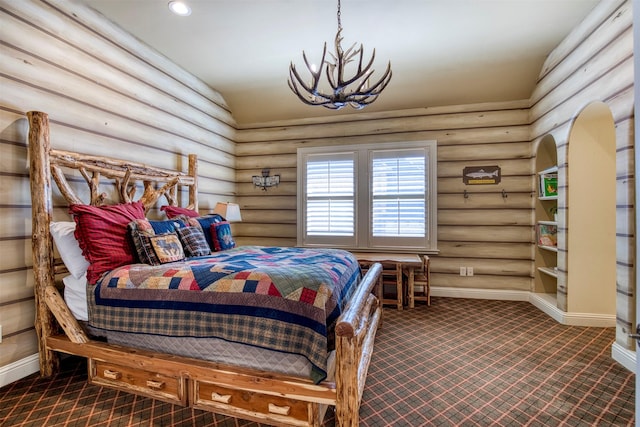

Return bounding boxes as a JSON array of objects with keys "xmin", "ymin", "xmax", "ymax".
[{"xmin": 88, "ymin": 246, "xmax": 361, "ymax": 383}]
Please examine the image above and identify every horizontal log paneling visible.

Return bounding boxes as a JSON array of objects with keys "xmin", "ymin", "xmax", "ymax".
[
  {"xmin": 0, "ymin": 271, "xmax": 34, "ymax": 302},
  {"xmin": 438, "ymin": 193, "xmax": 534, "ymax": 210},
  {"xmin": 237, "ymin": 223, "xmax": 296, "ymax": 239},
  {"xmin": 237, "ymin": 196, "xmax": 297, "ymax": 210},
  {"xmin": 533, "ymin": 0, "xmax": 630, "ymax": 106},
  {"xmin": 0, "ymin": 299, "xmax": 36, "ymax": 337},
  {"xmin": 438, "ymin": 225, "xmax": 533, "ymax": 243},
  {"xmin": 0, "ymin": 331, "xmax": 39, "ymax": 368},
  {"xmin": 240, "ymin": 210, "xmax": 297, "ymax": 224},
  {"xmin": 430, "ymin": 258, "xmax": 532, "ymax": 277},
  {"xmin": 236, "ymin": 108, "xmax": 530, "ymax": 142},
  {"xmin": 235, "ymin": 125, "xmax": 530, "ymax": 156},
  {"xmin": 431, "ymin": 274, "xmax": 531, "ymax": 291},
  {"xmin": 438, "ymin": 209, "xmax": 533, "ymax": 226},
  {"xmin": 235, "ymin": 237, "xmax": 297, "ymax": 248},
  {"xmin": 434, "ymin": 242, "xmax": 532, "ymax": 260},
  {"xmin": 0, "ymin": 0, "xmax": 236, "ymax": 372},
  {"xmin": 438, "ymin": 142, "xmax": 531, "ymax": 162}
]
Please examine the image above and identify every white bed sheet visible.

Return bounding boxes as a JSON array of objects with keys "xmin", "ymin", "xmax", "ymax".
[{"xmin": 63, "ymin": 274, "xmax": 88, "ymax": 321}]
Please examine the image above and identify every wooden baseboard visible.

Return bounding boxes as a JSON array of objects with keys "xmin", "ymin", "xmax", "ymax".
[
  {"xmin": 0, "ymin": 354, "xmax": 39, "ymax": 388},
  {"xmin": 529, "ymin": 293, "xmax": 616, "ymax": 327}
]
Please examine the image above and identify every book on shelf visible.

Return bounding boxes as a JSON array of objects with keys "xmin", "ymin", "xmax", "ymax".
[
  {"xmin": 539, "ymin": 172, "xmax": 557, "ymax": 198},
  {"xmin": 537, "ymin": 222, "xmax": 557, "ymax": 247}
]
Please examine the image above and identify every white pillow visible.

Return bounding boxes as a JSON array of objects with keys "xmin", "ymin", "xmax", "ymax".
[
  {"xmin": 50, "ymin": 221, "xmax": 90, "ymax": 280},
  {"xmin": 63, "ymin": 274, "xmax": 88, "ymax": 321}
]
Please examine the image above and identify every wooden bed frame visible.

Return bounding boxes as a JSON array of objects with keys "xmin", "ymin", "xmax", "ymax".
[{"xmin": 27, "ymin": 111, "xmax": 383, "ymax": 427}]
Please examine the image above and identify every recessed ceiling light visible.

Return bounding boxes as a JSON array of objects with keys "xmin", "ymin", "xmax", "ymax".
[{"xmin": 168, "ymin": 1, "xmax": 191, "ymax": 16}]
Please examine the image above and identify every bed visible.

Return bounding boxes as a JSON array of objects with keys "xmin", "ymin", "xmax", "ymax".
[{"xmin": 27, "ymin": 111, "xmax": 383, "ymax": 426}]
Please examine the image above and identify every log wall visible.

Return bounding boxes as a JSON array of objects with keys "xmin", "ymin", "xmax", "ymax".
[
  {"xmin": 0, "ymin": 0, "xmax": 236, "ymax": 373},
  {"xmin": 528, "ymin": 0, "xmax": 635, "ymax": 348}
]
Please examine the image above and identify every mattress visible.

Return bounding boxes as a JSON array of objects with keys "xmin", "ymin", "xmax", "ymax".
[{"xmin": 104, "ymin": 330, "xmax": 332, "ymax": 378}]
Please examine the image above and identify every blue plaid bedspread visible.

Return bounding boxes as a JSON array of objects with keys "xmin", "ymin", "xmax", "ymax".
[{"xmin": 88, "ymin": 246, "xmax": 360, "ymax": 382}]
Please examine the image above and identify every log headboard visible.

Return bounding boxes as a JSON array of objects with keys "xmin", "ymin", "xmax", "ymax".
[{"xmin": 27, "ymin": 110, "xmax": 199, "ymax": 375}]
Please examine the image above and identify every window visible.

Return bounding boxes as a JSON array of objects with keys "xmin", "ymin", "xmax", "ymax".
[{"xmin": 297, "ymin": 141, "xmax": 437, "ymax": 252}]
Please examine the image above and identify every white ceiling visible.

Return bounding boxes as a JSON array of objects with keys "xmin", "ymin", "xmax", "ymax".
[{"xmin": 81, "ymin": 0, "xmax": 600, "ymax": 125}]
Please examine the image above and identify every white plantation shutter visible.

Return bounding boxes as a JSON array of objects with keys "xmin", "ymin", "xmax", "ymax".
[
  {"xmin": 371, "ymin": 149, "xmax": 426, "ymax": 238},
  {"xmin": 297, "ymin": 141, "xmax": 437, "ymax": 252},
  {"xmin": 306, "ymin": 154, "xmax": 354, "ymax": 236}
]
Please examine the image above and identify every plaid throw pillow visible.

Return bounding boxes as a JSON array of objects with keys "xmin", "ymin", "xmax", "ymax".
[
  {"xmin": 176, "ymin": 226, "xmax": 211, "ymax": 257},
  {"xmin": 175, "ymin": 214, "xmax": 224, "ymax": 251},
  {"xmin": 70, "ymin": 201, "xmax": 146, "ymax": 284}
]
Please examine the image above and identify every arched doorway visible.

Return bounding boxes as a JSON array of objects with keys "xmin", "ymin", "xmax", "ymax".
[{"xmin": 566, "ymin": 102, "xmax": 616, "ymax": 316}]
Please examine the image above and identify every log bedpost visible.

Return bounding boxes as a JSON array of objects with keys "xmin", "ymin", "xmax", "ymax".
[
  {"xmin": 27, "ymin": 111, "xmax": 59, "ymax": 377},
  {"xmin": 188, "ymin": 154, "xmax": 198, "ymax": 211},
  {"xmin": 334, "ymin": 263, "xmax": 383, "ymax": 426}
]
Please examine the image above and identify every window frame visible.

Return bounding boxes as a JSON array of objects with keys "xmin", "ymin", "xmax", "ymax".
[{"xmin": 297, "ymin": 140, "xmax": 438, "ymax": 253}]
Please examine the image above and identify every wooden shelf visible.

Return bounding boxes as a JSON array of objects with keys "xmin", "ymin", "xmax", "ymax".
[
  {"xmin": 538, "ymin": 166, "xmax": 558, "ymax": 174},
  {"xmin": 539, "ymin": 195, "xmax": 558, "ymax": 201},
  {"xmin": 538, "ymin": 266, "xmax": 558, "ymax": 278},
  {"xmin": 538, "ymin": 245, "xmax": 558, "ymax": 252},
  {"xmin": 537, "ymin": 220, "xmax": 557, "ymax": 226}
]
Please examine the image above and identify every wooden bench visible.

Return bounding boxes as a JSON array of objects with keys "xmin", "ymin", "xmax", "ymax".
[{"xmin": 352, "ymin": 253, "xmax": 424, "ymax": 310}]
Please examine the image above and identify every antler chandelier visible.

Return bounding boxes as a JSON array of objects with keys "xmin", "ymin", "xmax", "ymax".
[{"xmin": 287, "ymin": 0, "xmax": 392, "ymax": 110}]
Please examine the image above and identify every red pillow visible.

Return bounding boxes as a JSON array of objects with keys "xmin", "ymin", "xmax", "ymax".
[
  {"xmin": 70, "ymin": 202, "xmax": 146, "ymax": 284},
  {"xmin": 161, "ymin": 205, "xmax": 199, "ymax": 218}
]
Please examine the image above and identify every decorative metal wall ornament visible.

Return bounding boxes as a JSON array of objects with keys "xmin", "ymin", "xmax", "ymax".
[
  {"xmin": 287, "ymin": 0, "xmax": 392, "ymax": 110},
  {"xmin": 252, "ymin": 168, "xmax": 280, "ymax": 191}
]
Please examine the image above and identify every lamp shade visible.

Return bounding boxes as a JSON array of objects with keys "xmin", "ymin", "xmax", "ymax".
[{"xmin": 213, "ymin": 202, "xmax": 242, "ymax": 222}]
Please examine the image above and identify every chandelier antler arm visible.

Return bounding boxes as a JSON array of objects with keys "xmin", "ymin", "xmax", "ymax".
[
  {"xmin": 353, "ymin": 61, "xmax": 392, "ymax": 95},
  {"xmin": 288, "ymin": 43, "xmax": 337, "ymax": 105}
]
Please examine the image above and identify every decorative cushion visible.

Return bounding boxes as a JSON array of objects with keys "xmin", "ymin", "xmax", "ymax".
[
  {"xmin": 161, "ymin": 205, "xmax": 199, "ymax": 218},
  {"xmin": 128, "ymin": 219, "xmax": 160, "ymax": 265},
  {"xmin": 50, "ymin": 221, "xmax": 90, "ymax": 280},
  {"xmin": 210, "ymin": 221, "xmax": 236, "ymax": 251},
  {"xmin": 149, "ymin": 233, "xmax": 185, "ymax": 264},
  {"xmin": 129, "ymin": 219, "xmax": 186, "ymax": 265},
  {"xmin": 176, "ymin": 226, "xmax": 211, "ymax": 257},
  {"xmin": 176, "ymin": 214, "xmax": 224, "ymax": 251},
  {"xmin": 70, "ymin": 202, "xmax": 146, "ymax": 284},
  {"xmin": 147, "ymin": 218, "xmax": 185, "ymax": 234}
]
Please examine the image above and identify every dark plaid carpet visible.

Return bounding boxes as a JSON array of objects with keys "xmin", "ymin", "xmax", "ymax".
[{"xmin": 0, "ymin": 298, "xmax": 634, "ymax": 426}]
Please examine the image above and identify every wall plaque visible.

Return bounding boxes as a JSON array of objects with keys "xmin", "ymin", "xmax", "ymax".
[{"xmin": 463, "ymin": 166, "xmax": 501, "ymax": 185}]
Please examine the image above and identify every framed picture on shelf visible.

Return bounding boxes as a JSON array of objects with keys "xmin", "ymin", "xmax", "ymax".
[{"xmin": 537, "ymin": 222, "xmax": 557, "ymax": 247}]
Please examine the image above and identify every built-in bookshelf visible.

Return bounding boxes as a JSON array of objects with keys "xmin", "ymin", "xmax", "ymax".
[{"xmin": 534, "ymin": 138, "xmax": 558, "ymax": 298}]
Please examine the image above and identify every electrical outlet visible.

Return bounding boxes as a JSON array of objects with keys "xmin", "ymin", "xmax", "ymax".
[
  {"xmin": 467, "ymin": 267, "xmax": 474, "ymax": 276},
  {"xmin": 459, "ymin": 267, "xmax": 467, "ymax": 276}
]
